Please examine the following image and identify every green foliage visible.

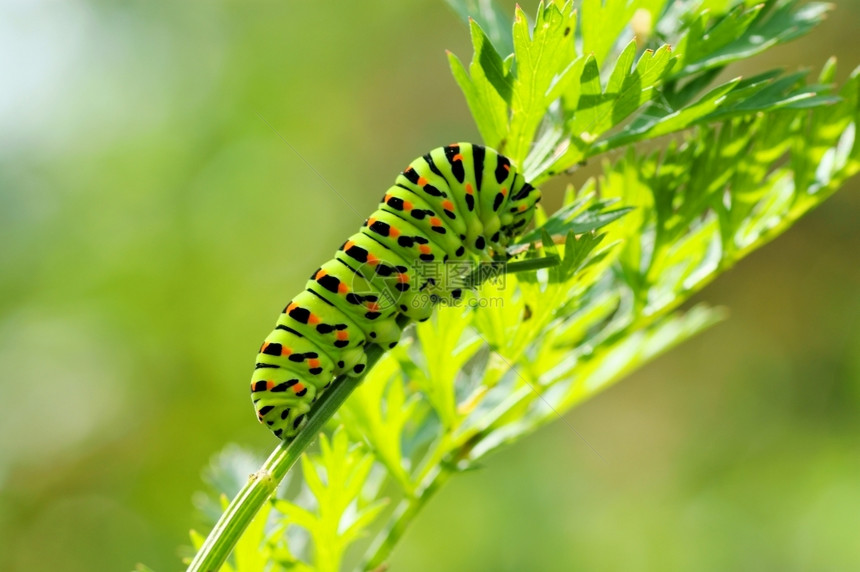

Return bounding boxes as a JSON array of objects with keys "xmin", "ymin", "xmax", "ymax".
[
  {"xmin": 186, "ymin": 0, "xmax": 859, "ymax": 570},
  {"xmin": 271, "ymin": 429, "xmax": 388, "ymax": 572},
  {"xmin": 450, "ymin": 0, "xmax": 837, "ymax": 181},
  {"xmin": 188, "ymin": 431, "xmax": 388, "ymax": 572}
]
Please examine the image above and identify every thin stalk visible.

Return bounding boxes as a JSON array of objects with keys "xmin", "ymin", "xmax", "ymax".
[
  {"xmin": 363, "ymin": 464, "xmax": 454, "ymax": 570},
  {"xmin": 186, "ymin": 319, "xmax": 403, "ymax": 572},
  {"xmin": 504, "ymin": 254, "xmax": 561, "ymax": 274},
  {"xmin": 465, "ymin": 253, "xmax": 560, "ymax": 286}
]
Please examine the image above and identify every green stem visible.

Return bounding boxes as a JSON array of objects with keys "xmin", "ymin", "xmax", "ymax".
[
  {"xmin": 506, "ymin": 255, "xmax": 560, "ymax": 274},
  {"xmin": 363, "ymin": 465, "xmax": 454, "ymax": 570},
  {"xmin": 186, "ymin": 318, "xmax": 406, "ymax": 572},
  {"xmin": 465, "ymin": 253, "xmax": 560, "ymax": 286}
]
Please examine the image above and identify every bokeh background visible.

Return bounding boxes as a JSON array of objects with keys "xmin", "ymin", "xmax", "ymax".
[{"xmin": 2, "ymin": 1, "xmax": 859, "ymax": 570}]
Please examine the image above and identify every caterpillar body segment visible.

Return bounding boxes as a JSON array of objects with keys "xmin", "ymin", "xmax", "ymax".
[{"xmin": 252, "ymin": 143, "xmax": 541, "ymax": 440}]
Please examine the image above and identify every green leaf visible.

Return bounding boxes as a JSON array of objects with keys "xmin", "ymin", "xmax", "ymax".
[
  {"xmin": 515, "ymin": 194, "xmax": 632, "ymax": 245},
  {"xmin": 447, "ymin": 47, "xmax": 509, "ymax": 147},
  {"xmin": 337, "ymin": 353, "xmax": 418, "ymax": 492},
  {"xmin": 612, "ymin": 44, "xmax": 678, "ymax": 124},
  {"xmin": 606, "ymin": 76, "xmax": 742, "ymax": 145},
  {"xmin": 414, "ymin": 306, "xmax": 483, "ymax": 426},
  {"xmin": 452, "ymin": 0, "xmax": 836, "ymax": 181},
  {"xmin": 557, "ymin": 231, "xmax": 607, "ymax": 283},
  {"xmin": 506, "ymin": 2, "xmax": 579, "ymax": 163},
  {"xmin": 445, "ymin": 0, "xmax": 515, "ymax": 56},
  {"xmin": 470, "ymin": 18, "xmax": 514, "ymax": 102},
  {"xmin": 581, "ymin": 0, "xmax": 669, "ymax": 65},
  {"xmin": 269, "ymin": 429, "xmax": 387, "ymax": 572},
  {"xmin": 233, "ymin": 501, "xmax": 274, "ymax": 572},
  {"xmin": 671, "ymin": 1, "xmax": 832, "ymax": 78},
  {"xmin": 672, "ymin": 3, "xmax": 765, "ymax": 76},
  {"xmin": 559, "ymin": 305, "xmax": 727, "ymax": 408},
  {"xmin": 530, "ymin": 42, "xmax": 679, "ymax": 175}
]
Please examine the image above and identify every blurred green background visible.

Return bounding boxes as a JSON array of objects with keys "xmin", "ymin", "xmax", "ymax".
[{"xmin": 1, "ymin": 1, "xmax": 859, "ymax": 570}]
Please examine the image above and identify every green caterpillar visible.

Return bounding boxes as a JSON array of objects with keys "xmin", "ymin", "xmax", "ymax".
[{"xmin": 251, "ymin": 143, "xmax": 541, "ymax": 440}]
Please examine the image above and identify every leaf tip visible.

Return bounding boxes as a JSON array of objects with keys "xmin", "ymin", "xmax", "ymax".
[{"xmin": 514, "ymin": 4, "xmax": 525, "ymax": 21}]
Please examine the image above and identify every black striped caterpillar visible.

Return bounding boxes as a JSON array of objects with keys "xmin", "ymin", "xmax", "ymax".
[{"xmin": 251, "ymin": 143, "xmax": 541, "ymax": 440}]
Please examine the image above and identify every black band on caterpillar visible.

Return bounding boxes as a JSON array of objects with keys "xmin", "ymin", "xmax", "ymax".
[{"xmin": 251, "ymin": 143, "xmax": 541, "ymax": 440}]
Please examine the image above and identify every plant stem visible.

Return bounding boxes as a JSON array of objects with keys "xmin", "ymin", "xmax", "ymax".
[
  {"xmin": 505, "ymin": 254, "xmax": 560, "ymax": 273},
  {"xmin": 363, "ymin": 464, "xmax": 454, "ymax": 570},
  {"xmin": 186, "ymin": 323, "xmax": 402, "ymax": 572},
  {"xmin": 465, "ymin": 253, "xmax": 559, "ymax": 285}
]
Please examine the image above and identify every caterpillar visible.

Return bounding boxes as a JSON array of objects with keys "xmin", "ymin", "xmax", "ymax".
[{"xmin": 251, "ymin": 143, "xmax": 541, "ymax": 440}]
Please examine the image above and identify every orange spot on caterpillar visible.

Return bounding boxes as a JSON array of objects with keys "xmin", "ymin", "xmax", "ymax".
[
  {"xmin": 344, "ymin": 240, "xmax": 355, "ymax": 250},
  {"xmin": 430, "ymin": 217, "xmax": 442, "ymax": 226},
  {"xmin": 336, "ymin": 331, "xmax": 349, "ymax": 341},
  {"xmin": 417, "ymin": 176, "xmax": 429, "ymax": 186},
  {"xmin": 315, "ymin": 269, "xmax": 327, "ymax": 280},
  {"xmin": 282, "ymin": 346, "xmax": 292, "ymax": 356},
  {"xmin": 261, "ymin": 342, "xmax": 270, "ymax": 352},
  {"xmin": 452, "ymin": 153, "xmax": 463, "ymax": 161},
  {"xmin": 405, "ymin": 166, "xmax": 413, "ymax": 172},
  {"xmin": 418, "ymin": 244, "xmax": 432, "ymax": 255},
  {"xmin": 389, "ymin": 227, "xmax": 401, "ymax": 237},
  {"xmin": 368, "ymin": 217, "xmax": 376, "ymax": 226},
  {"xmin": 403, "ymin": 201, "xmax": 414, "ymax": 210},
  {"xmin": 308, "ymin": 358, "xmax": 320, "ymax": 368},
  {"xmin": 366, "ymin": 302, "xmax": 380, "ymax": 312},
  {"xmin": 287, "ymin": 302, "xmax": 297, "ymax": 312},
  {"xmin": 442, "ymin": 200, "xmax": 455, "ymax": 211},
  {"xmin": 308, "ymin": 314, "xmax": 320, "ymax": 325},
  {"xmin": 292, "ymin": 382, "xmax": 305, "ymax": 393},
  {"xmin": 519, "ymin": 204, "xmax": 528, "ymax": 211},
  {"xmin": 397, "ymin": 273, "xmax": 409, "ymax": 283},
  {"xmin": 366, "ymin": 253, "xmax": 379, "ymax": 265},
  {"xmin": 465, "ymin": 183, "xmax": 474, "ymax": 194},
  {"xmin": 501, "ymin": 187, "xmax": 508, "ymax": 196},
  {"xmin": 266, "ymin": 380, "xmax": 275, "ymax": 390},
  {"xmin": 504, "ymin": 164, "xmax": 510, "ymax": 171},
  {"xmin": 338, "ymin": 282, "xmax": 349, "ymax": 294}
]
